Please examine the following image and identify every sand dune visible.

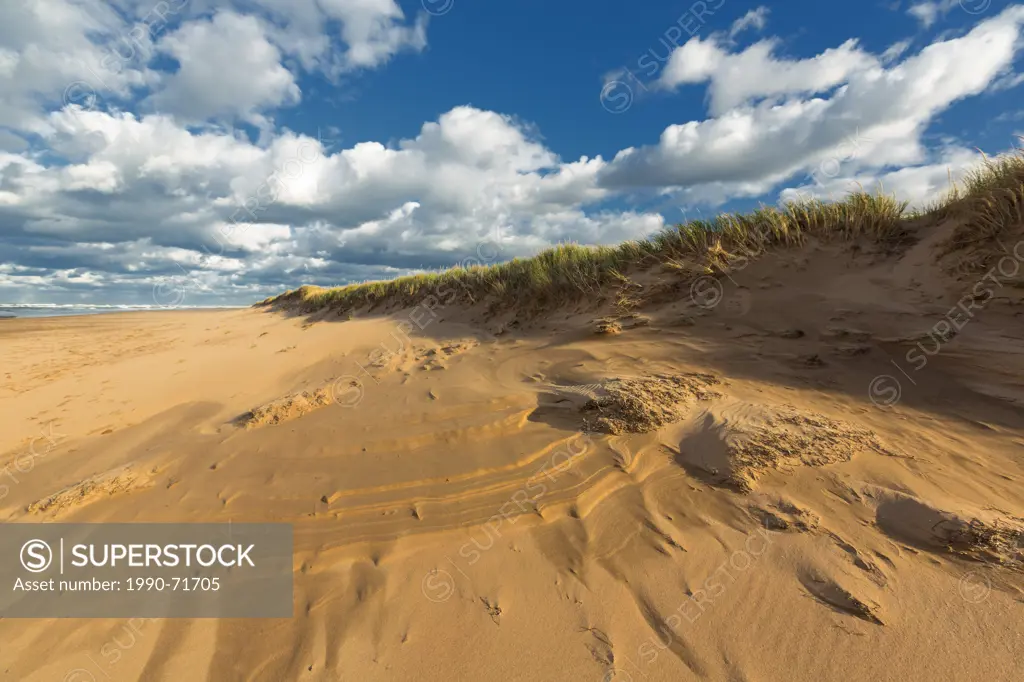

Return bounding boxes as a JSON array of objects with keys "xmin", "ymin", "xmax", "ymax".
[{"xmin": 2, "ymin": 218, "xmax": 1023, "ymax": 680}]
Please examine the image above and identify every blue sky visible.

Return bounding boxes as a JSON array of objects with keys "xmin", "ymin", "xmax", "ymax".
[
  {"xmin": 280, "ymin": 1, "xmax": 1017, "ymax": 156},
  {"xmin": 0, "ymin": 0, "xmax": 1022, "ymax": 305}
]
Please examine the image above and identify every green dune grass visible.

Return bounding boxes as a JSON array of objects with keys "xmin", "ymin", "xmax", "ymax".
[{"xmin": 261, "ymin": 146, "xmax": 1024, "ymax": 316}]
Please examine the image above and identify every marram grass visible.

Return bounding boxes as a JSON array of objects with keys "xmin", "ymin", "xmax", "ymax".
[
  {"xmin": 934, "ymin": 146, "xmax": 1024, "ymax": 256},
  {"xmin": 261, "ymin": 147, "xmax": 1024, "ymax": 316}
]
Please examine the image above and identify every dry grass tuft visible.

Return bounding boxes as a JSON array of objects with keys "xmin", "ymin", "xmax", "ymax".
[{"xmin": 932, "ymin": 143, "xmax": 1024, "ymax": 273}]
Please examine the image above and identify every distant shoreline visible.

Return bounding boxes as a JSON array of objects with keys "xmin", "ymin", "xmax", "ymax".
[{"xmin": 0, "ymin": 305, "xmax": 249, "ymax": 319}]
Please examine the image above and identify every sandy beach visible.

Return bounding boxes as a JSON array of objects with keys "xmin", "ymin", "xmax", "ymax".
[
  {"xmin": 1, "ymin": 224, "xmax": 1022, "ymax": 681},
  {"xmin": 6, "ymin": 2, "xmax": 1024, "ymax": 679}
]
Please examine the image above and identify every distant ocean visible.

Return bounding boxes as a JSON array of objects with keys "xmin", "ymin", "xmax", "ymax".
[{"xmin": 0, "ymin": 304, "xmax": 248, "ymax": 319}]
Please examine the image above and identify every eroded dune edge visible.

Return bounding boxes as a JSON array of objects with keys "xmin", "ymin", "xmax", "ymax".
[{"xmin": 2, "ymin": 172, "xmax": 1024, "ymax": 681}]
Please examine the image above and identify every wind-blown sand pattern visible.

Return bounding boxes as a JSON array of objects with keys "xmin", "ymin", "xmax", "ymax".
[{"xmin": 2, "ymin": 213, "xmax": 1024, "ymax": 681}]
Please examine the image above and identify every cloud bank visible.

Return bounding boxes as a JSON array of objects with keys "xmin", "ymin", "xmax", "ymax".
[{"xmin": 1, "ymin": 2, "xmax": 1022, "ymax": 304}]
